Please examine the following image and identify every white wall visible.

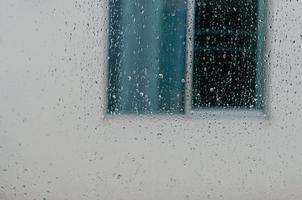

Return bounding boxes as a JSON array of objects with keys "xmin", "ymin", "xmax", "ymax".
[{"xmin": 1, "ymin": 0, "xmax": 302, "ymax": 199}]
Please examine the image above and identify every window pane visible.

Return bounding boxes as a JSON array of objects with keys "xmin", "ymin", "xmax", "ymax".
[
  {"xmin": 107, "ymin": 0, "xmax": 187, "ymax": 114},
  {"xmin": 192, "ymin": 0, "xmax": 262, "ymax": 109}
]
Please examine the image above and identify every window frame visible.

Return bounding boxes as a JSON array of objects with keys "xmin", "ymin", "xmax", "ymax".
[{"xmin": 105, "ymin": 0, "xmax": 269, "ymax": 118}]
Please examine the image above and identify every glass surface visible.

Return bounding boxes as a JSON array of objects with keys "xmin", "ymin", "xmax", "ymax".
[
  {"xmin": 107, "ymin": 0, "xmax": 187, "ymax": 114},
  {"xmin": 192, "ymin": 0, "xmax": 261, "ymax": 109}
]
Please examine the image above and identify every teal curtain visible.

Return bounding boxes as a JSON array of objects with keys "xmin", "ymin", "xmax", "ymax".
[{"xmin": 108, "ymin": 0, "xmax": 187, "ymax": 114}]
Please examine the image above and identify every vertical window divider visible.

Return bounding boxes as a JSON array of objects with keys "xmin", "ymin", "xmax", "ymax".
[
  {"xmin": 255, "ymin": 0, "xmax": 268, "ymax": 110},
  {"xmin": 185, "ymin": 0, "xmax": 196, "ymax": 115}
]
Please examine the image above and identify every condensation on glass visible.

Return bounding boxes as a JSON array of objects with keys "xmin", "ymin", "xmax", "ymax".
[
  {"xmin": 107, "ymin": 0, "xmax": 187, "ymax": 114},
  {"xmin": 107, "ymin": 0, "xmax": 266, "ymax": 115},
  {"xmin": 192, "ymin": 0, "xmax": 265, "ymax": 109}
]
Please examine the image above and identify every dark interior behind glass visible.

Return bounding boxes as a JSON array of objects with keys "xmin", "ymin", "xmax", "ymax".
[{"xmin": 192, "ymin": 0, "xmax": 259, "ymax": 109}]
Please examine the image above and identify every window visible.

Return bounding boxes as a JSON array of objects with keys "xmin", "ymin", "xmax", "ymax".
[{"xmin": 107, "ymin": 0, "xmax": 266, "ymax": 115}]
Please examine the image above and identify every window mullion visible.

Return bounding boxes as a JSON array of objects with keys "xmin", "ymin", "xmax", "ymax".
[{"xmin": 185, "ymin": 0, "xmax": 196, "ymax": 115}]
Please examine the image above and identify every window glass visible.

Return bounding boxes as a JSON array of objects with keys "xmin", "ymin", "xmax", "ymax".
[
  {"xmin": 107, "ymin": 0, "xmax": 187, "ymax": 114},
  {"xmin": 192, "ymin": 0, "xmax": 262, "ymax": 109}
]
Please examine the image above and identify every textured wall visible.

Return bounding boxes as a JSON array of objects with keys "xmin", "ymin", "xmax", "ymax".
[{"xmin": 1, "ymin": 0, "xmax": 302, "ymax": 199}]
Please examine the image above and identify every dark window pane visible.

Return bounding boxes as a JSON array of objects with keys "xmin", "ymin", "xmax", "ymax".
[{"xmin": 192, "ymin": 0, "xmax": 261, "ymax": 109}]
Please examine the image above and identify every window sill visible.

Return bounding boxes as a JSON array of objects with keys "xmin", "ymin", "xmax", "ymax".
[
  {"xmin": 188, "ymin": 108, "xmax": 268, "ymax": 120},
  {"xmin": 104, "ymin": 109, "xmax": 268, "ymax": 121}
]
